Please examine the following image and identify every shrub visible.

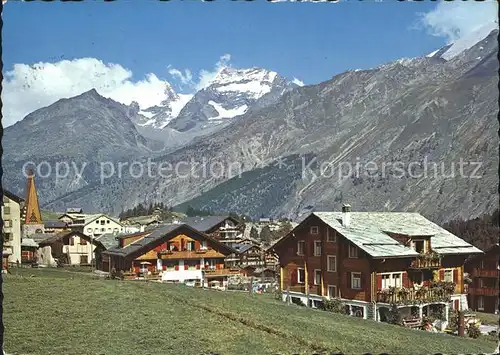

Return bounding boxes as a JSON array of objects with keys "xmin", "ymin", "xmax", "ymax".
[
  {"xmin": 320, "ymin": 298, "xmax": 348, "ymax": 315},
  {"xmin": 387, "ymin": 304, "xmax": 403, "ymax": 325},
  {"xmin": 467, "ymin": 323, "xmax": 481, "ymax": 339}
]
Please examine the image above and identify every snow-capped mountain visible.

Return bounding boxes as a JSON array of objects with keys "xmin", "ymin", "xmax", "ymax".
[
  {"xmin": 166, "ymin": 67, "xmax": 298, "ymax": 132},
  {"xmin": 132, "ymin": 82, "xmax": 193, "ymax": 129},
  {"xmin": 426, "ymin": 21, "xmax": 499, "ymax": 60}
]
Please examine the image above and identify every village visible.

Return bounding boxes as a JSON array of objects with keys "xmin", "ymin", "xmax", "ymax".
[{"xmin": 2, "ymin": 172, "xmax": 499, "ymax": 345}]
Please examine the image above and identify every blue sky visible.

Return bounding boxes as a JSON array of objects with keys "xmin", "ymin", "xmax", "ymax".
[
  {"xmin": 5, "ymin": 1, "xmax": 446, "ymax": 85},
  {"xmin": 2, "ymin": 0, "xmax": 497, "ymax": 127}
]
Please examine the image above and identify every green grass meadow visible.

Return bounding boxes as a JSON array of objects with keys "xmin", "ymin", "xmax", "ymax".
[{"xmin": 3, "ymin": 268, "xmax": 497, "ymax": 355}]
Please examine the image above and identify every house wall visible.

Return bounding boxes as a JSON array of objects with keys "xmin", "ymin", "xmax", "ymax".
[
  {"xmin": 84, "ymin": 216, "xmax": 123, "ymax": 238},
  {"xmin": 277, "ymin": 215, "xmax": 370, "ymax": 301},
  {"xmin": 2, "ymin": 195, "xmax": 22, "ymax": 263},
  {"xmin": 465, "ymin": 247, "xmax": 499, "ymax": 314},
  {"xmin": 64, "ymin": 234, "xmax": 96, "ymax": 265}
]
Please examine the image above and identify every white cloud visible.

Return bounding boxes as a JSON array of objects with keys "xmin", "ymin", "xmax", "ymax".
[
  {"xmin": 2, "ymin": 58, "xmax": 174, "ymax": 127},
  {"xmin": 418, "ymin": 1, "xmax": 498, "ymax": 43},
  {"xmin": 3, "ymin": 55, "xmax": 234, "ymax": 127},
  {"xmin": 168, "ymin": 54, "xmax": 232, "ymax": 92},
  {"xmin": 292, "ymin": 77, "xmax": 304, "ymax": 87}
]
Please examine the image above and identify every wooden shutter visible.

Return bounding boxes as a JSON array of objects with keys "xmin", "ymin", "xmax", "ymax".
[
  {"xmin": 402, "ymin": 272, "xmax": 408, "ymax": 287},
  {"xmin": 376, "ymin": 274, "xmax": 382, "ymax": 290},
  {"xmin": 291, "ymin": 269, "xmax": 298, "ymax": 285},
  {"xmin": 453, "ymin": 269, "xmax": 458, "ymax": 283},
  {"xmin": 195, "ymin": 241, "xmax": 201, "ymax": 250},
  {"xmin": 407, "ymin": 273, "xmax": 414, "ymax": 288},
  {"xmin": 347, "ymin": 272, "xmax": 351, "ymax": 289},
  {"xmin": 184, "ymin": 265, "xmax": 188, "ymax": 270},
  {"xmin": 439, "ymin": 269, "xmax": 445, "ymax": 281},
  {"xmin": 360, "ymin": 273, "xmax": 365, "ymax": 289}
]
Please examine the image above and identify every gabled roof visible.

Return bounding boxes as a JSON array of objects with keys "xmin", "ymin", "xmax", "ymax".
[
  {"xmin": 66, "ymin": 208, "xmax": 83, "ymax": 213},
  {"xmin": 273, "ymin": 212, "xmax": 482, "ymax": 258},
  {"xmin": 180, "ymin": 215, "xmax": 240, "ymax": 233},
  {"xmin": 232, "ymin": 243, "xmax": 260, "ymax": 254},
  {"xmin": 94, "ymin": 233, "xmax": 121, "ymax": 250},
  {"xmin": 2, "ymin": 189, "xmax": 24, "ymax": 204},
  {"xmin": 21, "ymin": 238, "xmax": 38, "ymax": 248},
  {"xmin": 121, "ymin": 215, "xmax": 162, "ymax": 225},
  {"xmin": 38, "ymin": 230, "xmax": 98, "ymax": 247},
  {"xmin": 465, "ymin": 243, "xmax": 499, "ymax": 264},
  {"xmin": 103, "ymin": 223, "xmax": 237, "ymax": 259},
  {"xmin": 44, "ymin": 220, "xmax": 68, "ymax": 229}
]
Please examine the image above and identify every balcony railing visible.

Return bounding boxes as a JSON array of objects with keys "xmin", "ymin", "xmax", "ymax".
[
  {"xmin": 409, "ymin": 253, "xmax": 441, "ymax": 269},
  {"xmin": 472, "ymin": 269, "xmax": 499, "ymax": 278},
  {"xmin": 468, "ymin": 287, "xmax": 498, "ymax": 296},
  {"xmin": 203, "ymin": 268, "xmax": 240, "ymax": 277},
  {"xmin": 376, "ymin": 283, "xmax": 455, "ymax": 305}
]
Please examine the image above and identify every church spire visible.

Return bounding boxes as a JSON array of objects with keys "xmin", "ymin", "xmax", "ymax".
[{"xmin": 24, "ymin": 168, "xmax": 43, "ymax": 225}]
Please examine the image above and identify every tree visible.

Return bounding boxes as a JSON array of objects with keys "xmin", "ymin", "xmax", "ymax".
[
  {"xmin": 250, "ymin": 227, "xmax": 259, "ymax": 240},
  {"xmin": 260, "ymin": 226, "xmax": 272, "ymax": 245}
]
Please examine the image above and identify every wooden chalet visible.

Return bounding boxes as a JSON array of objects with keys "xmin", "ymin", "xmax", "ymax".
[
  {"xmin": 225, "ymin": 243, "xmax": 266, "ymax": 268},
  {"xmin": 181, "ymin": 216, "xmax": 243, "ymax": 242},
  {"xmin": 271, "ymin": 205, "xmax": 482, "ymax": 323},
  {"xmin": 465, "ymin": 243, "xmax": 499, "ymax": 314},
  {"xmin": 102, "ymin": 223, "xmax": 239, "ymax": 288}
]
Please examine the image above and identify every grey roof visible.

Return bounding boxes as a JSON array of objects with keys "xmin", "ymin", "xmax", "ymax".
[
  {"xmin": 21, "ymin": 238, "xmax": 38, "ymax": 247},
  {"xmin": 313, "ymin": 212, "xmax": 482, "ymax": 258},
  {"xmin": 95, "ymin": 233, "xmax": 120, "ymax": 250},
  {"xmin": 66, "ymin": 208, "xmax": 83, "ymax": 213},
  {"xmin": 44, "ymin": 220, "xmax": 68, "ymax": 228},
  {"xmin": 121, "ymin": 215, "xmax": 162, "ymax": 225},
  {"xmin": 103, "ymin": 224, "xmax": 184, "ymax": 257},
  {"xmin": 232, "ymin": 243, "xmax": 254, "ymax": 254},
  {"xmin": 31, "ymin": 233, "xmax": 57, "ymax": 243},
  {"xmin": 181, "ymin": 215, "xmax": 236, "ymax": 232},
  {"xmin": 103, "ymin": 223, "xmax": 237, "ymax": 258},
  {"xmin": 2, "ymin": 189, "xmax": 24, "ymax": 204}
]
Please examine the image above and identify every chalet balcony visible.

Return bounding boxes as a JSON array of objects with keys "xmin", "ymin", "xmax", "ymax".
[
  {"xmin": 158, "ymin": 249, "xmax": 224, "ymax": 260},
  {"xmin": 471, "ymin": 268, "xmax": 500, "ymax": 278},
  {"xmin": 376, "ymin": 282, "xmax": 456, "ymax": 305},
  {"xmin": 203, "ymin": 268, "xmax": 240, "ymax": 277},
  {"xmin": 468, "ymin": 287, "xmax": 498, "ymax": 296},
  {"xmin": 286, "ymin": 285, "xmax": 322, "ymax": 295},
  {"xmin": 408, "ymin": 253, "xmax": 441, "ymax": 269}
]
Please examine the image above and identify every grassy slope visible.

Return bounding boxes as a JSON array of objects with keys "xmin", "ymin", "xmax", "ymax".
[
  {"xmin": 3, "ymin": 269, "xmax": 497, "ymax": 355},
  {"xmin": 40, "ymin": 209, "xmax": 63, "ymax": 220}
]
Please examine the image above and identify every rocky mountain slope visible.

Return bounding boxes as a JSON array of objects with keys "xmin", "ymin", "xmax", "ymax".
[
  {"xmin": 5, "ymin": 29, "xmax": 498, "ymax": 223},
  {"xmin": 165, "ymin": 67, "xmax": 297, "ymax": 133}
]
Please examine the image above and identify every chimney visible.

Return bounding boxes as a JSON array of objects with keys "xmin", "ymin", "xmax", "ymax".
[{"xmin": 341, "ymin": 204, "xmax": 351, "ymax": 227}]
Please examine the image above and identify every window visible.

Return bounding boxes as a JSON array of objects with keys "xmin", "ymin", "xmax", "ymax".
[
  {"xmin": 94, "ymin": 228, "xmax": 99, "ymax": 232},
  {"xmin": 348, "ymin": 244, "xmax": 358, "ymax": 258},
  {"xmin": 297, "ymin": 241, "xmax": 305, "ymax": 256},
  {"xmin": 80, "ymin": 238, "xmax": 87, "ymax": 245},
  {"xmin": 310, "ymin": 226, "xmax": 319, "ymax": 234},
  {"xmin": 100, "ymin": 220, "xmax": 105, "ymax": 225},
  {"xmin": 107, "ymin": 220, "xmax": 110, "ymax": 224},
  {"xmin": 351, "ymin": 272, "xmax": 362, "ymax": 289},
  {"xmin": 297, "ymin": 268, "xmax": 305, "ymax": 284},
  {"xmin": 314, "ymin": 269, "xmax": 321, "ymax": 285},
  {"xmin": 327, "ymin": 230, "xmax": 336, "ymax": 242},
  {"xmin": 187, "ymin": 241, "xmax": 195, "ymax": 251},
  {"xmin": 87, "ymin": 228, "xmax": 92, "ymax": 233},
  {"xmin": 478, "ymin": 278, "xmax": 484, "ymax": 288},
  {"xmin": 80, "ymin": 255, "xmax": 88, "ymax": 264},
  {"xmin": 381, "ymin": 274, "xmax": 391, "ymax": 289},
  {"xmin": 201, "ymin": 241, "xmax": 208, "ymax": 250},
  {"xmin": 392, "ymin": 273, "xmax": 401, "ymax": 288},
  {"xmin": 327, "ymin": 255, "xmax": 337, "ymax": 272},
  {"xmin": 2, "ymin": 196, "xmax": 9, "ymax": 203},
  {"xmin": 314, "ymin": 240, "xmax": 322, "ymax": 256},
  {"xmin": 95, "ymin": 220, "xmax": 99, "ymax": 224},
  {"xmin": 477, "ymin": 296, "xmax": 484, "ymax": 310},
  {"xmin": 413, "ymin": 240, "xmax": 425, "ymax": 253},
  {"xmin": 328, "ymin": 285, "xmax": 337, "ymax": 298},
  {"xmin": 4, "ymin": 233, "xmax": 12, "ymax": 242},
  {"xmin": 100, "ymin": 228, "xmax": 105, "ymax": 232},
  {"xmin": 3, "ymin": 220, "xmax": 11, "ymax": 228},
  {"xmin": 444, "ymin": 269, "xmax": 453, "ymax": 282},
  {"xmin": 3, "ymin": 206, "xmax": 10, "ymax": 215}
]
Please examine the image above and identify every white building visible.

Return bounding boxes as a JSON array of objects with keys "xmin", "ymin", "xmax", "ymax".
[
  {"xmin": 2, "ymin": 190, "xmax": 24, "ymax": 265},
  {"xmin": 59, "ymin": 213, "xmax": 124, "ymax": 238},
  {"xmin": 38, "ymin": 230, "xmax": 98, "ymax": 266}
]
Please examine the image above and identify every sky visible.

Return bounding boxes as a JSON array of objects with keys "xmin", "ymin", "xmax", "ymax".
[{"xmin": 2, "ymin": 0, "xmax": 498, "ymax": 127}]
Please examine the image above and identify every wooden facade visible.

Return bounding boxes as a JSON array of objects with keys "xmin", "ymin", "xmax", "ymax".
[
  {"xmin": 465, "ymin": 244, "xmax": 499, "ymax": 314},
  {"xmin": 273, "ymin": 213, "xmax": 472, "ymax": 318},
  {"xmin": 103, "ymin": 224, "xmax": 238, "ymax": 285}
]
